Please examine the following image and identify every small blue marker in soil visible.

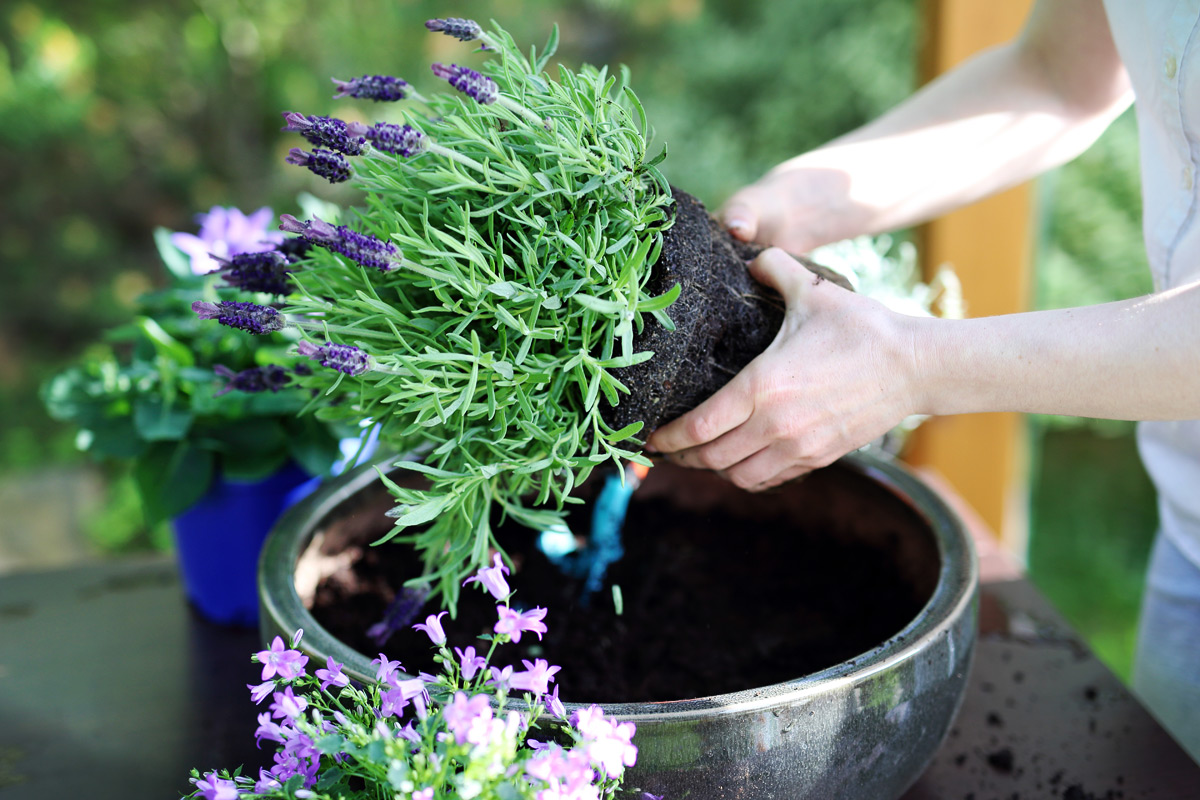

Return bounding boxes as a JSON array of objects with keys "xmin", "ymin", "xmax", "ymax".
[{"xmin": 539, "ymin": 462, "xmax": 649, "ymax": 604}]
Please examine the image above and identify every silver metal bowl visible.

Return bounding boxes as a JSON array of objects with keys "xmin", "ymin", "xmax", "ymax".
[{"xmin": 259, "ymin": 450, "xmax": 977, "ymax": 800}]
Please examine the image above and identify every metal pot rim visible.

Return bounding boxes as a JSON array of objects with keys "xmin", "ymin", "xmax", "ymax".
[{"xmin": 259, "ymin": 449, "xmax": 978, "ymax": 719}]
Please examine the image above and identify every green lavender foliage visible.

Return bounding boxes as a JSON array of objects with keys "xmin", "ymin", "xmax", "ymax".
[{"xmin": 287, "ymin": 23, "xmax": 675, "ymax": 608}]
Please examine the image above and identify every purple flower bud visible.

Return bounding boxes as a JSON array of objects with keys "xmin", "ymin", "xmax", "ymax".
[
  {"xmin": 331, "ymin": 75, "xmax": 410, "ymax": 102},
  {"xmin": 281, "ymin": 112, "xmax": 369, "ymax": 155},
  {"xmin": 425, "ymin": 18, "xmax": 483, "ymax": 42},
  {"xmin": 413, "ymin": 611, "xmax": 448, "ymax": 646},
  {"xmin": 210, "ymin": 250, "xmax": 295, "ymax": 295},
  {"xmin": 431, "ymin": 63, "xmax": 498, "ymax": 105},
  {"xmin": 297, "ymin": 340, "xmax": 373, "ymax": 376},
  {"xmin": 285, "ymin": 147, "xmax": 352, "ymax": 183},
  {"xmin": 214, "ymin": 364, "xmax": 293, "ymax": 396},
  {"xmin": 278, "ymin": 236, "xmax": 313, "ymax": 263},
  {"xmin": 278, "ymin": 214, "xmax": 400, "ymax": 273},
  {"xmin": 365, "ymin": 122, "xmax": 427, "ymax": 158},
  {"xmin": 193, "ymin": 300, "xmax": 285, "ymax": 334}
]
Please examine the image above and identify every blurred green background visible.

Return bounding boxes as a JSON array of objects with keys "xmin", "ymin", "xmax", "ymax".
[{"xmin": 0, "ymin": 0, "xmax": 1156, "ymax": 680}]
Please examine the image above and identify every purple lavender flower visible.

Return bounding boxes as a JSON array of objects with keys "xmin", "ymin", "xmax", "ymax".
[
  {"xmin": 431, "ymin": 62, "xmax": 499, "ymax": 105},
  {"xmin": 463, "ymin": 552, "xmax": 510, "ymax": 600},
  {"xmin": 297, "ymin": 340, "xmax": 373, "ymax": 376},
  {"xmin": 425, "ymin": 17, "xmax": 483, "ymax": 41},
  {"xmin": 171, "ymin": 206, "xmax": 284, "ymax": 275},
  {"xmin": 367, "ymin": 584, "xmax": 431, "ymax": 646},
  {"xmin": 286, "ymin": 147, "xmax": 353, "ymax": 183},
  {"xmin": 413, "ymin": 611, "xmax": 448, "ymax": 645},
  {"xmin": 315, "ymin": 657, "xmax": 350, "ymax": 692},
  {"xmin": 279, "ymin": 214, "xmax": 401, "ymax": 273},
  {"xmin": 193, "ymin": 300, "xmax": 286, "ymax": 335},
  {"xmin": 214, "ymin": 364, "xmax": 292, "ymax": 397},
  {"xmin": 209, "ymin": 250, "xmax": 296, "ymax": 295},
  {"xmin": 509, "ymin": 658, "xmax": 561, "ymax": 696},
  {"xmin": 281, "ymin": 112, "xmax": 369, "ymax": 155},
  {"xmin": 254, "ymin": 635, "xmax": 309, "ymax": 680},
  {"xmin": 194, "ymin": 771, "xmax": 239, "ymax": 800},
  {"xmin": 494, "ymin": 605, "xmax": 548, "ymax": 643},
  {"xmin": 365, "ymin": 122, "xmax": 427, "ymax": 158},
  {"xmin": 455, "ymin": 645, "xmax": 487, "ymax": 681},
  {"xmin": 332, "ymin": 74, "xmax": 410, "ymax": 101},
  {"xmin": 278, "ymin": 236, "xmax": 313, "ymax": 263}
]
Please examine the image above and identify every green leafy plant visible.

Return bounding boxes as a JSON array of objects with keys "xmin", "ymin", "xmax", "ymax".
[
  {"xmin": 196, "ymin": 20, "xmax": 675, "ymax": 608},
  {"xmin": 41, "ymin": 206, "xmax": 344, "ymax": 522}
]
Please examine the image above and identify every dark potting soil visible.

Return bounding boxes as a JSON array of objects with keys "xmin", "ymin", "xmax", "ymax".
[
  {"xmin": 601, "ymin": 187, "xmax": 851, "ymax": 434},
  {"xmin": 308, "ymin": 465, "xmax": 934, "ymax": 704}
]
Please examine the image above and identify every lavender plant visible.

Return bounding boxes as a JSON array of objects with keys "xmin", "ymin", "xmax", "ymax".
[
  {"xmin": 197, "ymin": 20, "xmax": 675, "ymax": 607},
  {"xmin": 186, "ymin": 560, "xmax": 650, "ymax": 800},
  {"xmin": 42, "ymin": 206, "xmax": 343, "ymax": 523}
]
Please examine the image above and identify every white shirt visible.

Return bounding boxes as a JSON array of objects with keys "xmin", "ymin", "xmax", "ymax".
[{"xmin": 1103, "ymin": 1, "xmax": 1200, "ymax": 567}]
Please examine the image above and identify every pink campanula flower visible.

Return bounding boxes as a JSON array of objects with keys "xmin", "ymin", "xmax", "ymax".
[
  {"xmin": 464, "ymin": 552, "xmax": 511, "ymax": 600},
  {"xmin": 546, "ymin": 684, "xmax": 567, "ymax": 719},
  {"xmin": 570, "ymin": 705, "xmax": 638, "ymax": 779},
  {"xmin": 489, "ymin": 664, "xmax": 513, "ymax": 692},
  {"xmin": 254, "ymin": 768, "xmax": 282, "ymax": 794},
  {"xmin": 442, "ymin": 691, "xmax": 493, "ymax": 745},
  {"xmin": 171, "ymin": 205, "xmax": 283, "ymax": 276},
  {"xmin": 254, "ymin": 712, "xmax": 287, "ymax": 747},
  {"xmin": 194, "ymin": 771, "xmax": 239, "ymax": 800},
  {"xmin": 413, "ymin": 611, "xmax": 448, "ymax": 645},
  {"xmin": 269, "ymin": 686, "xmax": 309, "ymax": 721},
  {"xmin": 247, "ymin": 681, "xmax": 275, "ymax": 705},
  {"xmin": 455, "ymin": 645, "xmax": 487, "ymax": 681},
  {"xmin": 509, "ymin": 658, "xmax": 561, "ymax": 696},
  {"xmin": 413, "ymin": 789, "xmax": 434, "ymax": 800},
  {"xmin": 372, "ymin": 653, "xmax": 403, "ymax": 683},
  {"xmin": 495, "ymin": 605, "xmax": 548, "ymax": 643},
  {"xmin": 255, "ymin": 636, "xmax": 309, "ymax": 681},
  {"xmin": 315, "ymin": 657, "xmax": 350, "ymax": 692}
]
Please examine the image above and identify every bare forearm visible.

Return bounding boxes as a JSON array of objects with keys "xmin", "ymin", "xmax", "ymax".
[
  {"xmin": 911, "ymin": 282, "xmax": 1200, "ymax": 421},
  {"xmin": 734, "ymin": 0, "xmax": 1133, "ymax": 251}
]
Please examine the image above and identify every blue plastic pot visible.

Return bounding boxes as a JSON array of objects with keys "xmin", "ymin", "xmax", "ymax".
[{"xmin": 172, "ymin": 462, "xmax": 318, "ymax": 626}]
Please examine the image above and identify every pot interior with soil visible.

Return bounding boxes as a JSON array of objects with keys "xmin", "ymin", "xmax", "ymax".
[
  {"xmin": 299, "ymin": 459, "xmax": 938, "ymax": 702},
  {"xmin": 263, "ymin": 451, "xmax": 977, "ymax": 800}
]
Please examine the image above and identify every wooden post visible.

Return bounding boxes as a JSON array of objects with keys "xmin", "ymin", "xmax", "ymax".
[{"xmin": 904, "ymin": 0, "xmax": 1036, "ymax": 559}]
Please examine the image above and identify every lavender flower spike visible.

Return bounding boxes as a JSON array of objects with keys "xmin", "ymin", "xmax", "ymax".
[
  {"xmin": 281, "ymin": 112, "xmax": 369, "ymax": 156},
  {"xmin": 214, "ymin": 364, "xmax": 292, "ymax": 396},
  {"xmin": 210, "ymin": 250, "xmax": 295, "ymax": 295},
  {"xmin": 331, "ymin": 74, "xmax": 410, "ymax": 102},
  {"xmin": 365, "ymin": 122, "xmax": 427, "ymax": 158},
  {"xmin": 425, "ymin": 18, "xmax": 483, "ymax": 42},
  {"xmin": 285, "ymin": 147, "xmax": 352, "ymax": 183},
  {"xmin": 297, "ymin": 340, "xmax": 373, "ymax": 376},
  {"xmin": 193, "ymin": 300, "xmax": 285, "ymax": 335},
  {"xmin": 279, "ymin": 214, "xmax": 401, "ymax": 273},
  {"xmin": 431, "ymin": 63, "xmax": 498, "ymax": 105}
]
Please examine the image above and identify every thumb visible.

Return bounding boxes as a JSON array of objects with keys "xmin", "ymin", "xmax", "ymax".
[
  {"xmin": 747, "ymin": 247, "xmax": 816, "ymax": 304},
  {"xmin": 720, "ymin": 194, "xmax": 760, "ymax": 242}
]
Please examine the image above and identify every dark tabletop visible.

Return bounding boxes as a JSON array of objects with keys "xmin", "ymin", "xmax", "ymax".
[{"xmin": 1, "ymin": 557, "xmax": 1197, "ymax": 800}]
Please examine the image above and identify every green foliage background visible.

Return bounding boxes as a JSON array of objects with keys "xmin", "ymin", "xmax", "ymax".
[{"xmin": 1, "ymin": 0, "xmax": 1156, "ymax": 677}]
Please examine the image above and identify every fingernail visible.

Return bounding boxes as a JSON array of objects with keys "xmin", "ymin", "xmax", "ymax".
[
  {"xmin": 727, "ymin": 218, "xmax": 747, "ymax": 233},
  {"xmin": 643, "ymin": 442, "xmax": 660, "ymax": 454}
]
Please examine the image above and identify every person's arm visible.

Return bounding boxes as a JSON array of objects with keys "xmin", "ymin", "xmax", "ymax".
[
  {"xmin": 646, "ymin": 251, "xmax": 1200, "ymax": 491},
  {"xmin": 722, "ymin": 0, "xmax": 1133, "ymax": 253}
]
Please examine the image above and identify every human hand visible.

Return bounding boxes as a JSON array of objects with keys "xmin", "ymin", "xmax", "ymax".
[
  {"xmin": 720, "ymin": 165, "xmax": 855, "ymax": 255},
  {"xmin": 645, "ymin": 248, "xmax": 924, "ymax": 491}
]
